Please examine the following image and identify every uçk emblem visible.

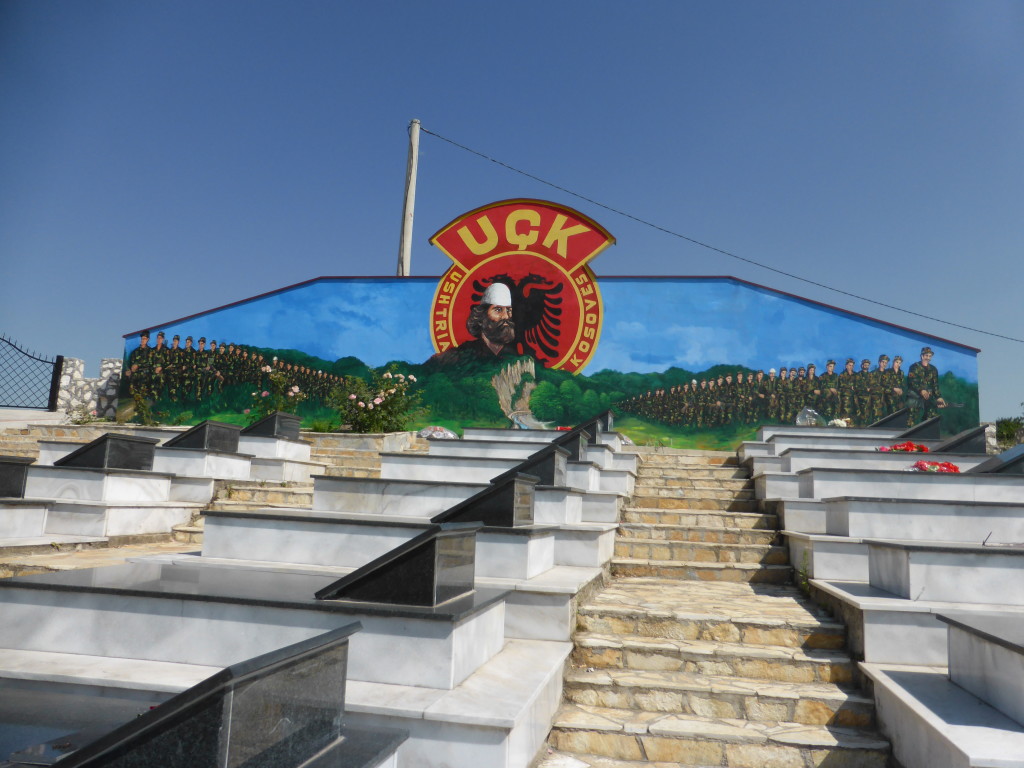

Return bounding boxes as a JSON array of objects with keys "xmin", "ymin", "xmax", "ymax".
[{"xmin": 428, "ymin": 200, "xmax": 615, "ymax": 373}]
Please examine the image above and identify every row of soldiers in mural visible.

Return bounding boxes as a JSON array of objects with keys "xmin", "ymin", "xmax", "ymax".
[
  {"xmin": 619, "ymin": 348, "xmax": 947, "ymax": 429},
  {"xmin": 123, "ymin": 330, "xmax": 343, "ymax": 405}
]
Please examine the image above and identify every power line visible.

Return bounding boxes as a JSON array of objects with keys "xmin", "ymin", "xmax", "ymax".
[{"xmin": 420, "ymin": 126, "xmax": 1023, "ymax": 345}]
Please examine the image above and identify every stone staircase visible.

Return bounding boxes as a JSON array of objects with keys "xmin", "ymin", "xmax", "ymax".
[{"xmin": 543, "ymin": 448, "xmax": 891, "ymax": 768}]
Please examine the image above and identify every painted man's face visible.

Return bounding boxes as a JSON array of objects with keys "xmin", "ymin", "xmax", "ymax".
[{"xmin": 483, "ymin": 305, "xmax": 515, "ymax": 345}]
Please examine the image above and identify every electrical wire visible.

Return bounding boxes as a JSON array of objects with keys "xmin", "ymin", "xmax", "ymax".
[{"xmin": 420, "ymin": 126, "xmax": 1023, "ymax": 345}]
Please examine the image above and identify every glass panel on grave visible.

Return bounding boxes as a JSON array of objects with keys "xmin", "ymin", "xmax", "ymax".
[
  {"xmin": 223, "ymin": 643, "xmax": 347, "ymax": 768},
  {"xmin": 434, "ymin": 531, "xmax": 476, "ymax": 605}
]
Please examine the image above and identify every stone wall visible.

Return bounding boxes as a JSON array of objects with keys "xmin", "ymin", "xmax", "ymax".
[{"xmin": 57, "ymin": 358, "xmax": 122, "ymax": 421}]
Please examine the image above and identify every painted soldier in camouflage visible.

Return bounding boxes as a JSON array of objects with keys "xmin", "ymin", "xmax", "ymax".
[
  {"xmin": 837, "ymin": 358, "xmax": 856, "ymax": 423},
  {"xmin": 907, "ymin": 346, "xmax": 945, "ymax": 424}
]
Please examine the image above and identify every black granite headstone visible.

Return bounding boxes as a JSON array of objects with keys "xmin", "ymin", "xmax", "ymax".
[
  {"xmin": 241, "ymin": 412, "xmax": 302, "ymax": 441},
  {"xmin": 868, "ymin": 408, "xmax": 910, "ymax": 429},
  {"xmin": 965, "ymin": 443, "xmax": 1024, "ymax": 475},
  {"xmin": 28, "ymin": 622, "xmax": 371, "ymax": 768},
  {"xmin": 489, "ymin": 444, "xmax": 569, "ymax": 487},
  {"xmin": 0, "ymin": 456, "xmax": 34, "ymax": 498},
  {"xmin": 315, "ymin": 523, "xmax": 479, "ymax": 606},
  {"xmin": 897, "ymin": 416, "xmax": 942, "ymax": 441},
  {"xmin": 53, "ymin": 434, "xmax": 159, "ymax": 471},
  {"xmin": 430, "ymin": 472, "xmax": 537, "ymax": 527},
  {"xmin": 164, "ymin": 420, "xmax": 241, "ymax": 453},
  {"xmin": 933, "ymin": 425, "xmax": 988, "ymax": 455},
  {"xmin": 552, "ymin": 428, "xmax": 590, "ymax": 462}
]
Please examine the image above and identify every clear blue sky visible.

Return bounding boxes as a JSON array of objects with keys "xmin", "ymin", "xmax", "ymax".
[{"xmin": 1, "ymin": 1, "xmax": 1021, "ymax": 419}]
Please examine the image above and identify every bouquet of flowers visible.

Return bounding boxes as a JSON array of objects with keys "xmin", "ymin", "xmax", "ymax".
[
  {"xmin": 878, "ymin": 441, "xmax": 929, "ymax": 453},
  {"xmin": 910, "ymin": 460, "xmax": 960, "ymax": 473}
]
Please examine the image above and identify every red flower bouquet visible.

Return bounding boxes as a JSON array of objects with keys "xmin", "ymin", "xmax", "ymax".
[
  {"xmin": 910, "ymin": 460, "xmax": 960, "ymax": 473},
  {"xmin": 878, "ymin": 442, "xmax": 929, "ymax": 453}
]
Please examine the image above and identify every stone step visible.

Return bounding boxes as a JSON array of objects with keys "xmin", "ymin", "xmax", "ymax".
[
  {"xmin": 632, "ymin": 487, "xmax": 757, "ymax": 503},
  {"xmin": 171, "ymin": 515, "xmax": 204, "ymax": 544},
  {"xmin": 316, "ymin": 465, "xmax": 380, "ymax": 478},
  {"xmin": 610, "ymin": 559, "xmax": 792, "ymax": 584},
  {"xmin": 628, "ymin": 496, "xmax": 760, "ymax": 512},
  {"xmin": 576, "ymin": 579, "xmax": 846, "ymax": 650},
  {"xmin": 637, "ymin": 452, "xmax": 738, "ymax": 467},
  {"xmin": 616, "ymin": 523, "xmax": 779, "ymax": 546},
  {"xmin": 214, "ymin": 483, "xmax": 314, "ymax": 506},
  {"xmin": 563, "ymin": 667, "xmax": 874, "ymax": 726},
  {"xmin": 576, "ymin": 613, "xmax": 845, "ymax": 653},
  {"xmin": 548, "ymin": 703, "xmax": 889, "ymax": 766},
  {"xmin": 636, "ymin": 465, "xmax": 749, "ymax": 481},
  {"xmin": 630, "ymin": 479, "xmax": 753, "ymax": 495},
  {"xmin": 613, "ymin": 540, "xmax": 789, "ymax": 566},
  {"xmin": 621, "ymin": 508, "xmax": 778, "ymax": 530},
  {"xmin": 309, "ymin": 451, "xmax": 382, "ymax": 464},
  {"xmin": 171, "ymin": 523, "xmax": 204, "ymax": 544},
  {"xmin": 0, "ymin": 444, "xmax": 38, "ymax": 458},
  {"xmin": 572, "ymin": 632, "xmax": 854, "ymax": 685}
]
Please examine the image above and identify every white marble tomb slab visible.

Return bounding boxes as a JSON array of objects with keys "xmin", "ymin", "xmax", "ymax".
[
  {"xmin": 477, "ymin": 529, "xmax": 555, "ymax": 580},
  {"xmin": 756, "ymin": 425, "xmax": 904, "ymax": 441},
  {"xmin": 0, "ymin": 500, "xmax": 49, "ymax": 538},
  {"xmin": 754, "ymin": 471, "xmax": 801, "ymax": 500},
  {"xmin": 237, "ymin": 434, "xmax": 311, "ymax": 460},
  {"xmin": 168, "ymin": 475, "xmax": 216, "ymax": 503},
  {"xmin": 565, "ymin": 462, "xmax": 600, "ymax": 492},
  {"xmin": 313, "ymin": 476, "xmax": 484, "ymax": 517},
  {"xmin": 36, "ymin": 440, "xmax": 84, "ymax": 465},
  {"xmin": 553, "ymin": 524, "xmax": 616, "ymax": 568},
  {"xmin": 345, "ymin": 638, "xmax": 570, "ymax": 768},
  {"xmin": 769, "ymin": 435, "xmax": 941, "ymax": 455},
  {"xmin": 0, "ymin": 576, "xmax": 506, "ymax": 690},
  {"xmin": 825, "ymin": 497, "xmax": 1024, "ymax": 543},
  {"xmin": 248, "ymin": 456, "xmax": 324, "ymax": 483},
  {"xmin": 427, "ymin": 439, "xmax": 552, "ymax": 460},
  {"xmin": 152, "ymin": 448, "xmax": 252, "ymax": 480},
  {"xmin": 533, "ymin": 487, "xmax": 583, "ymax": 525},
  {"xmin": 379, "ymin": 453, "xmax": 521, "ymax": 484},
  {"xmin": 43, "ymin": 500, "xmax": 199, "ymax": 538},
  {"xmin": 784, "ymin": 532, "xmax": 867, "ymax": 581},
  {"xmin": 778, "ymin": 499, "xmax": 827, "ymax": 534},
  {"xmin": 201, "ymin": 513, "xmax": 418, "ymax": 567},
  {"xmin": 868, "ymin": 541, "xmax": 1024, "ymax": 606},
  {"xmin": 24, "ymin": 466, "xmax": 171, "ymax": 503},
  {"xmin": 781, "ymin": 448, "xmax": 989, "ymax": 474},
  {"xmin": 798, "ymin": 467, "xmax": 1024, "ymax": 503},
  {"xmin": 461, "ymin": 428, "xmax": 557, "ymax": 443},
  {"xmin": 944, "ymin": 612, "xmax": 1024, "ymax": 728},
  {"xmin": 861, "ymin": 662, "xmax": 1024, "ymax": 768}
]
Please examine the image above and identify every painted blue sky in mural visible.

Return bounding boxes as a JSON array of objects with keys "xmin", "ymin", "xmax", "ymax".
[{"xmin": 126, "ymin": 276, "xmax": 978, "ymax": 384}]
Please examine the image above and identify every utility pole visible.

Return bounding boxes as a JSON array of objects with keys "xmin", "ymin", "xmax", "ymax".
[{"xmin": 396, "ymin": 119, "xmax": 421, "ymax": 276}]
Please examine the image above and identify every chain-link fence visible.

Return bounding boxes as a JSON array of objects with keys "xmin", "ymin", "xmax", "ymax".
[{"xmin": 0, "ymin": 335, "xmax": 62, "ymax": 410}]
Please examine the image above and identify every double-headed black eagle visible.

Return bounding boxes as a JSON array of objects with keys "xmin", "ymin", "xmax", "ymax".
[{"xmin": 471, "ymin": 273, "xmax": 564, "ymax": 363}]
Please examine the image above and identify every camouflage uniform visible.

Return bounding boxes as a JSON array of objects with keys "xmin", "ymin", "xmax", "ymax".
[
  {"xmin": 907, "ymin": 347, "xmax": 944, "ymax": 424},
  {"xmin": 837, "ymin": 360, "xmax": 857, "ymax": 423}
]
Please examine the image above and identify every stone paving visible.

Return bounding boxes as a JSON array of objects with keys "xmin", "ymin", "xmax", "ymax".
[{"xmin": 540, "ymin": 448, "xmax": 890, "ymax": 768}]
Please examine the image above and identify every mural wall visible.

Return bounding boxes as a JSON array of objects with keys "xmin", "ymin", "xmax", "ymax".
[{"xmin": 119, "ymin": 200, "xmax": 980, "ymax": 448}]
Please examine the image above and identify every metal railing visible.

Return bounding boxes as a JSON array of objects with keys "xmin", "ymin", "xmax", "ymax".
[{"xmin": 0, "ymin": 334, "xmax": 62, "ymax": 410}]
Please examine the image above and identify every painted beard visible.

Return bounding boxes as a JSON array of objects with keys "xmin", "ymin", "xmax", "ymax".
[{"xmin": 482, "ymin": 317, "xmax": 515, "ymax": 346}]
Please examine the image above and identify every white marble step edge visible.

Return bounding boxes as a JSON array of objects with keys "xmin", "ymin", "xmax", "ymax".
[
  {"xmin": 0, "ymin": 647, "xmax": 219, "ymax": 693},
  {"xmin": 346, "ymin": 637, "xmax": 570, "ymax": 728},
  {"xmin": 861, "ymin": 662, "xmax": 1024, "ymax": 768}
]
